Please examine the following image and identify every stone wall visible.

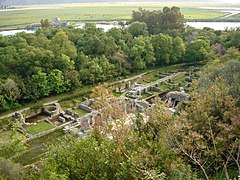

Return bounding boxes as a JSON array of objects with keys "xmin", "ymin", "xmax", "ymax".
[
  {"xmin": 23, "ymin": 121, "xmax": 72, "ymax": 143},
  {"xmin": 25, "ymin": 109, "xmax": 42, "ymax": 119},
  {"xmin": 78, "ymin": 104, "xmax": 92, "ymax": 113}
]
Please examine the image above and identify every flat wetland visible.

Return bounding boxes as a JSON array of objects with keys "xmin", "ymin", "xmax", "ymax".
[{"xmin": 1, "ymin": 2, "xmax": 237, "ymax": 30}]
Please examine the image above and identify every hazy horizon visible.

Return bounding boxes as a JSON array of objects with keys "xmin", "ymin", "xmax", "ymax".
[{"xmin": 1, "ymin": 0, "xmax": 240, "ymax": 6}]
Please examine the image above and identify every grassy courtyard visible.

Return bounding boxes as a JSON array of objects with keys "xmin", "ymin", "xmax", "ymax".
[
  {"xmin": 73, "ymin": 108, "xmax": 89, "ymax": 116},
  {"xmin": 25, "ymin": 121, "xmax": 55, "ymax": 135},
  {"xmin": 16, "ymin": 129, "xmax": 65, "ymax": 165}
]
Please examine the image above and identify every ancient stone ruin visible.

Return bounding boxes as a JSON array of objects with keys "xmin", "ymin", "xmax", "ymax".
[{"xmin": 165, "ymin": 91, "xmax": 190, "ymax": 112}]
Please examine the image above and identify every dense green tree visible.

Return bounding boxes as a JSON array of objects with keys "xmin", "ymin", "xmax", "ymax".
[
  {"xmin": 32, "ymin": 33, "xmax": 50, "ymax": 48},
  {"xmin": 171, "ymin": 36, "xmax": 186, "ymax": 63},
  {"xmin": 47, "ymin": 69, "xmax": 69, "ymax": 94},
  {"xmin": 127, "ymin": 21, "xmax": 148, "ymax": 37},
  {"xmin": 53, "ymin": 54, "xmax": 74, "ymax": 72},
  {"xmin": 97, "ymin": 55, "xmax": 116, "ymax": 81},
  {"xmin": 129, "ymin": 36, "xmax": 155, "ymax": 71},
  {"xmin": 110, "ymin": 52, "xmax": 131, "ymax": 76},
  {"xmin": 161, "ymin": 6, "xmax": 185, "ymax": 31},
  {"xmin": 197, "ymin": 59, "xmax": 240, "ymax": 104},
  {"xmin": 132, "ymin": 7, "xmax": 185, "ymax": 34},
  {"xmin": 31, "ymin": 71, "xmax": 50, "ymax": 99},
  {"xmin": 185, "ymin": 39, "xmax": 210, "ymax": 62},
  {"xmin": 77, "ymin": 34, "xmax": 117, "ymax": 57},
  {"xmin": 1, "ymin": 79, "xmax": 20, "ymax": 105},
  {"xmin": 107, "ymin": 28, "xmax": 123, "ymax": 43},
  {"xmin": 40, "ymin": 19, "xmax": 50, "ymax": 28},
  {"xmin": 50, "ymin": 31, "xmax": 77, "ymax": 60},
  {"xmin": 64, "ymin": 70, "xmax": 81, "ymax": 90},
  {"xmin": 223, "ymin": 30, "xmax": 240, "ymax": 48},
  {"xmin": 79, "ymin": 59, "xmax": 103, "ymax": 84},
  {"xmin": 0, "ymin": 46, "xmax": 19, "ymax": 77},
  {"xmin": 151, "ymin": 33, "xmax": 173, "ymax": 65}
]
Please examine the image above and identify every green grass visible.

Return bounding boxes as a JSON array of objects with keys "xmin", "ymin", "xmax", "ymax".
[
  {"xmin": 59, "ymin": 99, "xmax": 76, "ymax": 111},
  {"xmin": 25, "ymin": 121, "xmax": 55, "ymax": 135},
  {"xmin": 73, "ymin": 108, "xmax": 89, "ymax": 116},
  {"xmin": 174, "ymin": 75, "xmax": 186, "ymax": 83},
  {"xmin": 0, "ymin": 131, "xmax": 25, "ymax": 143},
  {"xmin": 113, "ymin": 92, "xmax": 122, "ymax": 97},
  {"xmin": 0, "ymin": 3, "xmax": 227, "ymax": 30},
  {"xmin": 15, "ymin": 129, "xmax": 64, "ymax": 165},
  {"xmin": 141, "ymin": 93, "xmax": 152, "ymax": 99},
  {"xmin": 0, "ymin": 117, "xmax": 12, "ymax": 129},
  {"xmin": 148, "ymin": 76, "xmax": 160, "ymax": 82},
  {"xmin": 159, "ymin": 84, "xmax": 171, "ymax": 91}
]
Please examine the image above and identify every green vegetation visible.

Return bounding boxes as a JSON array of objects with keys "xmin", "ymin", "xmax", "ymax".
[
  {"xmin": 16, "ymin": 129, "xmax": 64, "ymax": 165},
  {"xmin": 73, "ymin": 108, "xmax": 89, "ymax": 116},
  {"xmin": 0, "ymin": 6, "xmax": 187, "ymax": 113},
  {"xmin": 0, "ymin": 3, "xmax": 227, "ymax": 30},
  {"xmin": 0, "ymin": 117, "xmax": 12, "ymax": 129},
  {"xmin": 174, "ymin": 74, "xmax": 186, "ymax": 83},
  {"xmin": 0, "ymin": 5, "xmax": 240, "ymax": 179},
  {"xmin": 25, "ymin": 121, "xmax": 55, "ymax": 135},
  {"xmin": 30, "ymin": 76, "xmax": 239, "ymax": 179},
  {"xmin": 159, "ymin": 84, "xmax": 171, "ymax": 91},
  {"xmin": 59, "ymin": 100, "xmax": 77, "ymax": 111},
  {"xmin": 0, "ymin": 131, "xmax": 25, "ymax": 143},
  {"xmin": 113, "ymin": 92, "xmax": 121, "ymax": 97},
  {"xmin": 148, "ymin": 76, "xmax": 159, "ymax": 82},
  {"xmin": 141, "ymin": 93, "xmax": 151, "ymax": 99}
]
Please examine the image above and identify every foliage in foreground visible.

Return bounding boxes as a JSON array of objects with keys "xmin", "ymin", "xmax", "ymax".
[
  {"xmin": 29, "ymin": 85, "xmax": 194, "ymax": 179},
  {"xmin": 30, "ymin": 76, "xmax": 240, "ymax": 180},
  {"xmin": 175, "ymin": 80, "xmax": 240, "ymax": 179}
]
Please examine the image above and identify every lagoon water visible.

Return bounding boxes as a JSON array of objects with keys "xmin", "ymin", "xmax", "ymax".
[
  {"xmin": 75, "ymin": 23, "xmax": 121, "ymax": 31},
  {"xmin": 1, "ymin": 22, "xmax": 240, "ymax": 36},
  {"xmin": 0, "ymin": 29, "xmax": 35, "ymax": 36},
  {"xmin": 186, "ymin": 22, "xmax": 240, "ymax": 30}
]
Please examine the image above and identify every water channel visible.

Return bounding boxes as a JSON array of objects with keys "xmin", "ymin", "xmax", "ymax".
[{"xmin": 1, "ymin": 22, "xmax": 240, "ymax": 36}]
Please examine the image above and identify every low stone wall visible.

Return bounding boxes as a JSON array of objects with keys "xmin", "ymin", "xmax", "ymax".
[
  {"xmin": 78, "ymin": 104, "xmax": 92, "ymax": 113},
  {"xmin": 25, "ymin": 110, "xmax": 42, "ymax": 119},
  {"xmin": 152, "ymin": 87, "xmax": 161, "ymax": 92},
  {"xmin": 23, "ymin": 121, "xmax": 72, "ymax": 143}
]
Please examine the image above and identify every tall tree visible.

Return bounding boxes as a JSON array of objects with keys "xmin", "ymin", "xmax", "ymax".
[
  {"xmin": 174, "ymin": 80, "xmax": 240, "ymax": 179},
  {"xmin": 1, "ymin": 78, "xmax": 20, "ymax": 105},
  {"xmin": 151, "ymin": 33, "xmax": 173, "ymax": 65},
  {"xmin": 127, "ymin": 21, "xmax": 148, "ymax": 37},
  {"xmin": 171, "ymin": 36, "xmax": 186, "ymax": 63},
  {"xmin": 47, "ymin": 69, "xmax": 69, "ymax": 94},
  {"xmin": 40, "ymin": 19, "xmax": 50, "ymax": 28},
  {"xmin": 50, "ymin": 31, "xmax": 77, "ymax": 60},
  {"xmin": 129, "ymin": 36, "xmax": 155, "ymax": 71},
  {"xmin": 185, "ymin": 39, "xmax": 210, "ymax": 63},
  {"xmin": 31, "ymin": 71, "xmax": 50, "ymax": 99}
]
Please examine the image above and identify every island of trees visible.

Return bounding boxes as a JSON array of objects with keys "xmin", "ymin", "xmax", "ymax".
[{"xmin": 0, "ymin": 6, "xmax": 239, "ymax": 180}]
